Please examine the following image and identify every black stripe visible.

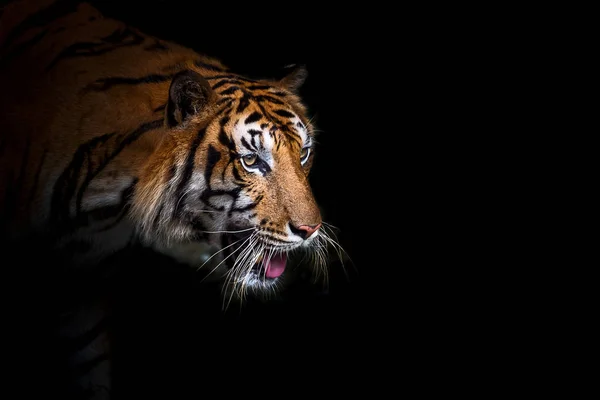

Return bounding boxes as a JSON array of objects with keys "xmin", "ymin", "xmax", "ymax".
[
  {"xmin": 217, "ymin": 97, "xmax": 233, "ymax": 106},
  {"xmin": 154, "ymin": 104, "xmax": 166, "ymax": 113},
  {"xmin": 211, "ymin": 79, "xmax": 241, "ymax": 90},
  {"xmin": 236, "ymin": 94, "xmax": 251, "ymax": 114},
  {"xmin": 221, "ymin": 156, "xmax": 232, "ymax": 182},
  {"xmin": 232, "ymin": 163, "xmax": 244, "ymax": 182},
  {"xmin": 200, "ymin": 146, "xmax": 244, "ymax": 210},
  {"xmin": 271, "ymin": 91, "xmax": 288, "ymax": 97},
  {"xmin": 256, "ymin": 102, "xmax": 303, "ymax": 145},
  {"xmin": 256, "ymin": 102, "xmax": 286, "ymax": 143},
  {"xmin": 204, "ymin": 187, "xmax": 242, "ymax": 199},
  {"xmin": 215, "ymin": 105, "xmax": 233, "ymax": 120},
  {"xmin": 211, "ymin": 80, "xmax": 230, "ymax": 90},
  {"xmin": 220, "ymin": 116, "xmax": 230, "ymax": 127},
  {"xmin": 255, "ymin": 95, "xmax": 285, "ymax": 105},
  {"xmin": 45, "ymin": 27, "xmax": 145, "ymax": 71},
  {"xmin": 218, "ymin": 115, "xmax": 232, "ymax": 150},
  {"xmin": 241, "ymin": 137, "xmax": 256, "ymax": 152},
  {"xmin": 86, "ymin": 203, "xmax": 122, "ymax": 221},
  {"xmin": 204, "ymin": 199, "xmax": 225, "ymax": 212},
  {"xmin": 172, "ymin": 128, "xmax": 206, "ymax": 218},
  {"xmin": 247, "ymin": 85, "xmax": 272, "ymax": 90},
  {"xmin": 230, "ymin": 200, "xmax": 258, "ymax": 215},
  {"xmin": 247, "ymin": 129, "xmax": 262, "ymax": 136},
  {"xmin": 245, "ymin": 112, "xmax": 262, "ymax": 125},
  {"xmin": 219, "ymin": 128, "xmax": 236, "ymax": 152},
  {"xmin": 256, "ymin": 102, "xmax": 277, "ymax": 125},
  {"xmin": 204, "ymin": 145, "xmax": 222, "ymax": 185},
  {"xmin": 1, "ymin": 0, "xmax": 79, "ymax": 52},
  {"xmin": 219, "ymin": 86, "xmax": 240, "ymax": 96},
  {"xmin": 273, "ymin": 109, "xmax": 295, "ymax": 118},
  {"xmin": 257, "ymin": 160, "xmax": 271, "ymax": 174},
  {"xmin": 82, "ymin": 74, "xmax": 174, "ymax": 92}
]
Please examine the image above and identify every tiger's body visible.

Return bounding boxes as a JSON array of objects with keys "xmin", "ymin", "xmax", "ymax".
[{"xmin": 1, "ymin": 0, "xmax": 337, "ymax": 398}]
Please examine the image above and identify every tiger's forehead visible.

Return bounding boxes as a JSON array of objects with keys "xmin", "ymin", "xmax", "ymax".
[{"xmin": 230, "ymin": 108, "xmax": 309, "ymax": 154}]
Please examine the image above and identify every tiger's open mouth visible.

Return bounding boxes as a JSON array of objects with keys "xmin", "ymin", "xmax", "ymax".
[
  {"xmin": 252, "ymin": 252, "xmax": 287, "ymax": 279},
  {"xmin": 223, "ymin": 232, "xmax": 289, "ymax": 282}
]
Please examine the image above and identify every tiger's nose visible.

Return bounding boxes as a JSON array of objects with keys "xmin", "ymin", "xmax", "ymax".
[{"xmin": 290, "ymin": 223, "xmax": 322, "ymax": 239}]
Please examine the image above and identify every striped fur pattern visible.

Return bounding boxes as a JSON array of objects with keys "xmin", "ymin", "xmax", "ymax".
[{"xmin": 0, "ymin": 0, "xmax": 343, "ymax": 398}]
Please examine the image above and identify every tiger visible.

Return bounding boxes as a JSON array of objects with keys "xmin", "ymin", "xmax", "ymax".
[{"xmin": 0, "ymin": 0, "xmax": 343, "ymax": 398}]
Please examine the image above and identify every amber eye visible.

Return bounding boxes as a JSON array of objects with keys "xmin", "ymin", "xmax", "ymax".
[
  {"xmin": 300, "ymin": 147, "xmax": 311, "ymax": 164},
  {"xmin": 241, "ymin": 154, "xmax": 258, "ymax": 168}
]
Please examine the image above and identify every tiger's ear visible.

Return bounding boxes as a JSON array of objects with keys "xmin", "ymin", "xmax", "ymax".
[
  {"xmin": 279, "ymin": 64, "xmax": 307, "ymax": 92},
  {"xmin": 165, "ymin": 69, "xmax": 214, "ymax": 128}
]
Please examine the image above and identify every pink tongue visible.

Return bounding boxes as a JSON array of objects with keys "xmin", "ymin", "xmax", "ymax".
[{"xmin": 265, "ymin": 253, "xmax": 287, "ymax": 278}]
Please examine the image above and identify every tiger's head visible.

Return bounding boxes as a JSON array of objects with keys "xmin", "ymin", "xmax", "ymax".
[{"xmin": 132, "ymin": 66, "xmax": 331, "ymax": 299}]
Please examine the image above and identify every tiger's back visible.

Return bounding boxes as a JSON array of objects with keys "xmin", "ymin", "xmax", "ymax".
[{"xmin": 0, "ymin": 0, "xmax": 226, "ymax": 246}]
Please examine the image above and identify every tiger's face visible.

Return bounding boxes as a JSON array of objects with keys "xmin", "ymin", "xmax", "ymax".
[{"xmin": 133, "ymin": 68, "xmax": 327, "ymax": 298}]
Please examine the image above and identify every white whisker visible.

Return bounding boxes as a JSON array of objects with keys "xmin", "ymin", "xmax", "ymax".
[
  {"xmin": 198, "ymin": 227, "xmax": 257, "ymax": 234},
  {"xmin": 196, "ymin": 235, "xmax": 245, "ymax": 272},
  {"xmin": 223, "ymin": 236, "xmax": 260, "ymax": 306},
  {"xmin": 199, "ymin": 232, "xmax": 257, "ymax": 284}
]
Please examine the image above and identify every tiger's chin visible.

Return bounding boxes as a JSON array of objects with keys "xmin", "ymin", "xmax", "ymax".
[
  {"xmin": 220, "ymin": 235, "xmax": 296, "ymax": 300},
  {"xmin": 227, "ymin": 251, "xmax": 288, "ymax": 295},
  {"xmin": 150, "ymin": 234, "xmax": 296, "ymax": 300}
]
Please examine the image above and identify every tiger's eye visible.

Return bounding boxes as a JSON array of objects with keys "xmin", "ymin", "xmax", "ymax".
[
  {"xmin": 300, "ymin": 147, "xmax": 310, "ymax": 162},
  {"xmin": 243, "ymin": 154, "xmax": 257, "ymax": 166}
]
